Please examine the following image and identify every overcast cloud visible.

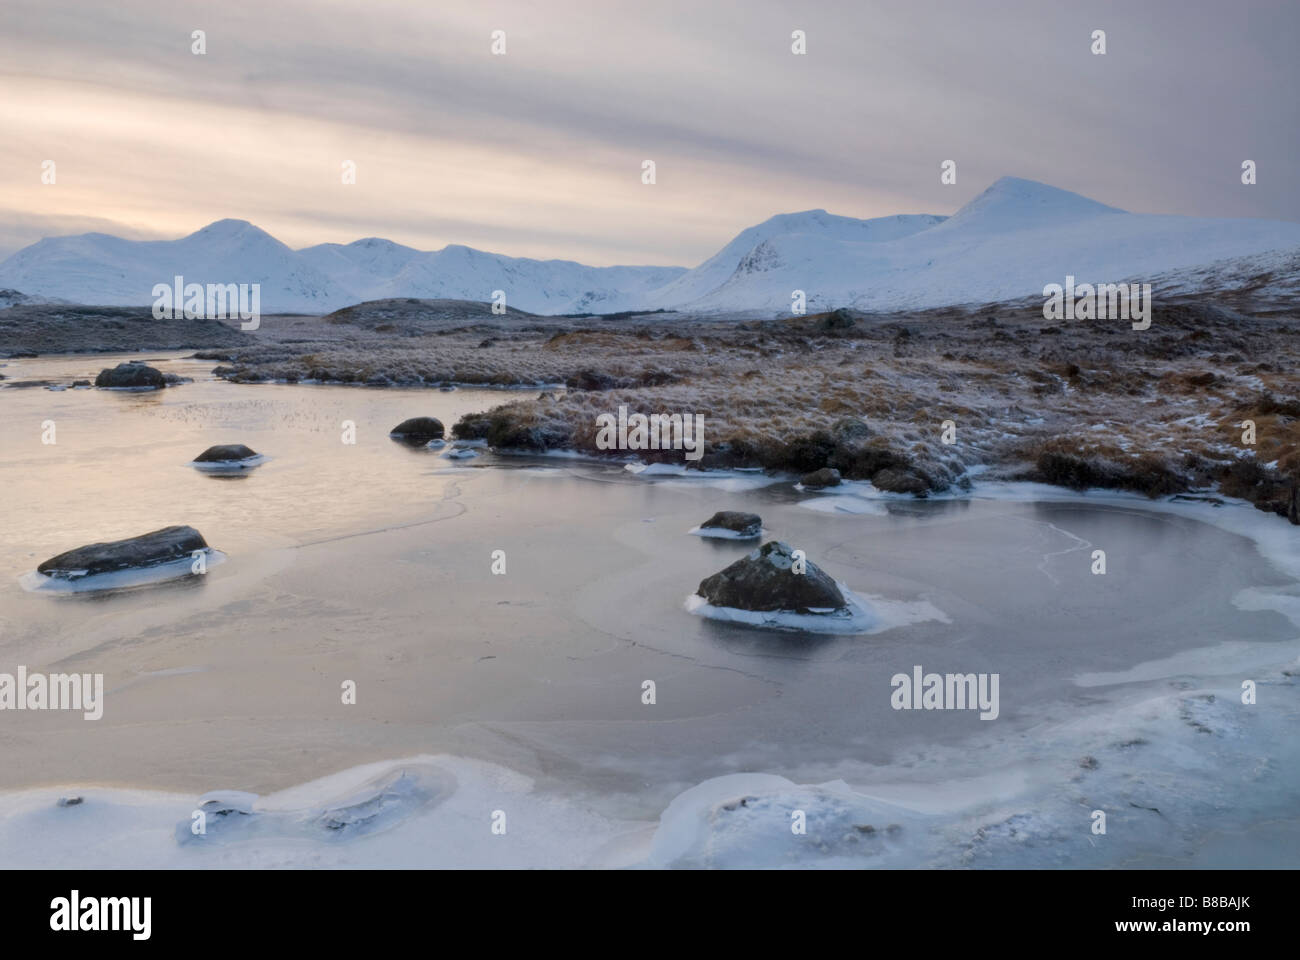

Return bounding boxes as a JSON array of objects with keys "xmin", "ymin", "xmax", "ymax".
[{"xmin": 1, "ymin": 0, "xmax": 1296, "ymax": 263}]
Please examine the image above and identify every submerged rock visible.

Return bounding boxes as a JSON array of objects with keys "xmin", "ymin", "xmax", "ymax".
[
  {"xmin": 190, "ymin": 443, "xmax": 265, "ymax": 473},
  {"xmin": 390, "ymin": 416, "xmax": 445, "ymax": 442},
  {"xmin": 800, "ymin": 467, "xmax": 842, "ymax": 489},
  {"xmin": 4, "ymin": 379, "xmax": 55, "ymax": 389},
  {"xmin": 94, "ymin": 362, "xmax": 166, "ymax": 389},
  {"xmin": 698, "ymin": 511, "xmax": 762, "ymax": 538},
  {"xmin": 37, "ymin": 525, "xmax": 209, "ymax": 580},
  {"xmin": 695, "ymin": 540, "xmax": 846, "ymax": 614},
  {"xmin": 193, "ymin": 443, "xmax": 260, "ymax": 463}
]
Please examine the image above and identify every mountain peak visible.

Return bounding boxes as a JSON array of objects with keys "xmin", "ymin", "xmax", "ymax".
[
  {"xmin": 751, "ymin": 209, "xmax": 836, "ymax": 231},
  {"xmin": 184, "ymin": 219, "xmax": 273, "ymax": 242},
  {"xmin": 349, "ymin": 237, "xmax": 405, "ymax": 250},
  {"xmin": 945, "ymin": 177, "xmax": 1125, "ymax": 232}
]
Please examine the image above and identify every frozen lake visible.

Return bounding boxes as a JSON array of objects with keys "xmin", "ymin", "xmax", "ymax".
[{"xmin": 1, "ymin": 352, "xmax": 1298, "ymax": 868}]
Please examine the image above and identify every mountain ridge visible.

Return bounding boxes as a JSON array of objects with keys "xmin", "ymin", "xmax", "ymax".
[{"xmin": 2, "ymin": 177, "xmax": 1298, "ymax": 315}]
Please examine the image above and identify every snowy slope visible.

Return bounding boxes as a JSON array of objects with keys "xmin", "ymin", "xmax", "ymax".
[
  {"xmin": 644, "ymin": 210, "xmax": 946, "ymax": 308},
  {"xmin": 296, "ymin": 237, "xmax": 423, "ymax": 302},
  {"xmin": 664, "ymin": 178, "xmax": 1300, "ymax": 313},
  {"xmin": 377, "ymin": 245, "xmax": 686, "ymax": 314}
]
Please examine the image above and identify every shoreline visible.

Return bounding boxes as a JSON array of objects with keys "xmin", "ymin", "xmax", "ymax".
[
  {"xmin": 6, "ymin": 288, "xmax": 1300, "ymax": 528},
  {"xmin": 5, "ymin": 338, "xmax": 1299, "ymax": 526}
]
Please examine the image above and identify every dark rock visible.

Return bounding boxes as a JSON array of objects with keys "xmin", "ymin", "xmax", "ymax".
[
  {"xmin": 834, "ymin": 441, "xmax": 912, "ymax": 480},
  {"xmin": 71, "ymin": 379, "xmax": 91, "ymax": 387},
  {"xmin": 37, "ymin": 525, "xmax": 209, "ymax": 580},
  {"xmin": 1290, "ymin": 483, "xmax": 1299, "ymax": 526},
  {"xmin": 870, "ymin": 467, "xmax": 929, "ymax": 496},
  {"xmin": 800, "ymin": 467, "xmax": 842, "ymax": 489},
  {"xmin": 1036, "ymin": 451, "xmax": 1186, "ymax": 498},
  {"xmin": 95, "ymin": 362, "xmax": 165, "ymax": 389},
  {"xmin": 699, "ymin": 511, "xmax": 762, "ymax": 537},
  {"xmin": 193, "ymin": 444, "xmax": 260, "ymax": 463},
  {"xmin": 452, "ymin": 410, "xmax": 572, "ymax": 451},
  {"xmin": 389, "ymin": 417, "xmax": 445, "ymax": 442},
  {"xmin": 696, "ymin": 541, "xmax": 846, "ymax": 614}
]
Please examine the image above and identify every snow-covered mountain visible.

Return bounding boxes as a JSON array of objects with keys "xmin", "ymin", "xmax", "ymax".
[
  {"xmin": 295, "ymin": 237, "xmax": 424, "ymax": 300},
  {"xmin": 2, "ymin": 177, "xmax": 1298, "ymax": 315},
  {"xmin": 0, "ymin": 222, "xmax": 687, "ymax": 315},
  {"xmin": 661, "ymin": 177, "xmax": 1300, "ymax": 313},
  {"xmin": 0, "ymin": 220, "xmax": 347, "ymax": 314},
  {"xmin": 644, "ymin": 210, "xmax": 946, "ymax": 309},
  {"xmin": 370, "ymin": 244, "xmax": 686, "ymax": 315}
]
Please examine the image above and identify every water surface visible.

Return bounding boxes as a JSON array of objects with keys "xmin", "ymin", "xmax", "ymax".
[{"xmin": 1, "ymin": 352, "xmax": 1297, "ymax": 867}]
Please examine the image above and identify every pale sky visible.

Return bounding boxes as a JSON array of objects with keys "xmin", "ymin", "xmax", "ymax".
[{"xmin": 1, "ymin": 0, "xmax": 1296, "ymax": 264}]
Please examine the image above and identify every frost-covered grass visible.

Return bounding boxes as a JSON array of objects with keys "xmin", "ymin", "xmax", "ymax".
[
  {"xmin": 194, "ymin": 295, "xmax": 1300, "ymax": 522},
  {"xmin": 0, "ymin": 303, "xmax": 247, "ymax": 355}
]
